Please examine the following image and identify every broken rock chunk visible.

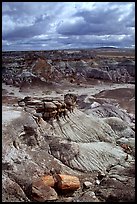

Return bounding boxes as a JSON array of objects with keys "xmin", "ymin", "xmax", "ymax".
[
  {"xmin": 32, "ymin": 177, "xmax": 58, "ymax": 202},
  {"xmin": 83, "ymin": 181, "xmax": 93, "ymax": 189}
]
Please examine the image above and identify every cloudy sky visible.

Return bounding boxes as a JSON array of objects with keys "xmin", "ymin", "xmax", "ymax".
[{"xmin": 2, "ymin": 2, "xmax": 135, "ymax": 51}]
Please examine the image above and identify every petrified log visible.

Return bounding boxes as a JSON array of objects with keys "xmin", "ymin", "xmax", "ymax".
[
  {"xmin": 36, "ymin": 107, "xmax": 45, "ymax": 113},
  {"xmin": 18, "ymin": 101, "xmax": 25, "ymax": 107},
  {"xmin": 42, "ymin": 98, "xmax": 53, "ymax": 102},
  {"xmin": 41, "ymin": 175, "xmax": 55, "ymax": 187},
  {"xmin": 56, "ymin": 174, "xmax": 80, "ymax": 191},
  {"xmin": 44, "ymin": 102, "xmax": 57, "ymax": 110},
  {"xmin": 25, "ymin": 100, "xmax": 42, "ymax": 106},
  {"xmin": 120, "ymin": 143, "xmax": 132, "ymax": 153},
  {"xmin": 24, "ymin": 96, "xmax": 32, "ymax": 101},
  {"xmin": 64, "ymin": 93, "xmax": 77, "ymax": 104},
  {"xmin": 52, "ymin": 101, "xmax": 62, "ymax": 108}
]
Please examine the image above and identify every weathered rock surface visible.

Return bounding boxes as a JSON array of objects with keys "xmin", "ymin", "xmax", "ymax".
[
  {"xmin": 86, "ymin": 103, "xmax": 134, "ymax": 124},
  {"xmin": 51, "ymin": 108, "xmax": 117, "ymax": 143},
  {"xmin": 75, "ymin": 190, "xmax": 100, "ymax": 202},
  {"xmin": 95, "ymin": 176, "xmax": 135, "ymax": 202},
  {"xmin": 49, "ymin": 138, "xmax": 132, "ymax": 173},
  {"xmin": 2, "ymin": 172, "xmax": 30, "ymax": 202},
  {"xmin": 102, "ymin": 117, "xmax": 135, "ymax": 139}
]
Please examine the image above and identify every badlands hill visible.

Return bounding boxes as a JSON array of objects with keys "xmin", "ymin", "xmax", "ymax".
[{"xmin": 2, "ymin": 48, "xmax": 135, "ymax": 202}]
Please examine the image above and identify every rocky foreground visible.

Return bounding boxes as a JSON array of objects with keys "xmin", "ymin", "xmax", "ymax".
[{"xmin": 2, "ymin": 48, "xmax": 135, "ymax": 202}]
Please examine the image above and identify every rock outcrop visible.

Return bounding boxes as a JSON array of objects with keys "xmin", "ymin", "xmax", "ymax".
[{"xmin": 2, "ymin": 49, "xmax": 135, "ymax": 86}]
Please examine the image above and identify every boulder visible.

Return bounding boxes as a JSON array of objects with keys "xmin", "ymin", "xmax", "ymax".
[{"xmin": 32, "ymin": 178, "xmax": 58, "ymax": 202}]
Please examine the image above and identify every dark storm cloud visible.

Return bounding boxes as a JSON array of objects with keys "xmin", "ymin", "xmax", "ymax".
[{"xmin": 2, "ymin": 2, "xmax": 135, "ymax": 51}]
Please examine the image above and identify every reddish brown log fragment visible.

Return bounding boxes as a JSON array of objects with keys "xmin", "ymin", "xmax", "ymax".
[
  {"xmin": 56, "ymin": 174, "xmax": 80, "ymax": 191},
  {"xmin": 41, "ymin": 175, "xmax": 55, "ymax": 187}
]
